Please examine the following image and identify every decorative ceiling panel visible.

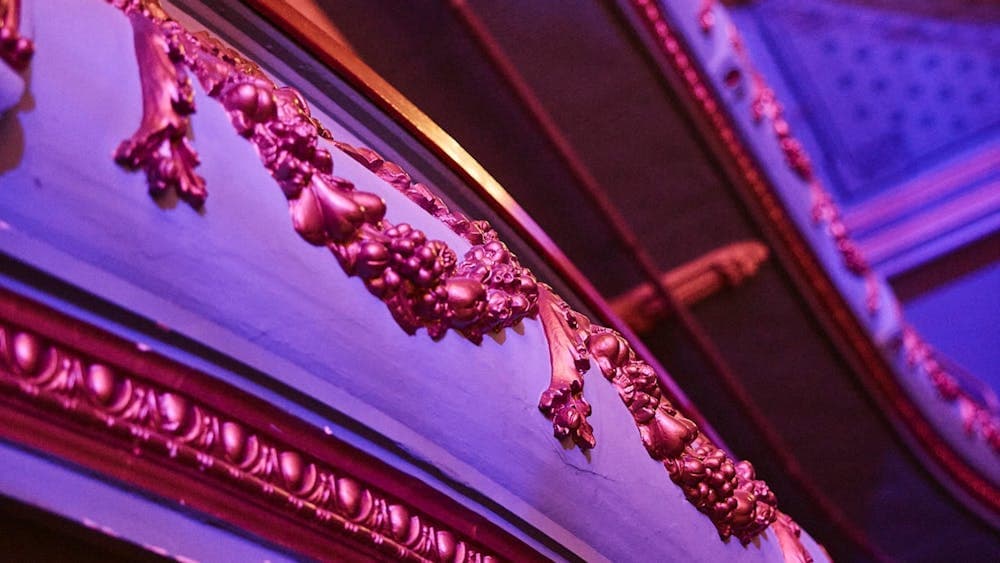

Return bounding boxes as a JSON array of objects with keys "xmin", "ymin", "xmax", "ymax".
[{"xmin": 749, "ymin": 0, "xmax": 999, "ymax": 203}]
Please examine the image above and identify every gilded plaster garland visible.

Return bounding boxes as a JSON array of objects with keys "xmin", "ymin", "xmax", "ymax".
[
  {"xmin": 0, "ymin": 0, "xmax": 33, "ymax": 70},
  {"xmin": 105, "ymin": 0, "xmax": 782, "ymax": 545}
]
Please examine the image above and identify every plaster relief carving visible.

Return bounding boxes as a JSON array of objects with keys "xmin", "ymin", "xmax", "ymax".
[
  {"xmin": 0, "ymin": 0, "xmax": 32, "ymax": 71},
  {"xmin": 627, "ymin": 0, "xmax": 998, "ymax": 539},
  {"xmin": 0, "ymin": 314, "xmax": 500, "ymax": 562},
  {"xmin": 585, "ymin": 323, "xmax": 775, "ymax": 543},
  {"xmin": 707, "ymin": 13, "xmax": 882, "ymax": 316},
  {"xmin": 771, "ymin": 511, "xmax": 816, "ymax": 563},
  {"xmin": 114, "ymin": 5, "xmax": 206, "ymax": 207},
  {"xmin": 896, "ymin": 325, "xmax": 1000, "ymax": 454},
  {"xmin": 99, "ymin": 0, "xmax": 786, "ymax": 545},
  {"xmin": 537, "ymin": 286, "xmax": 596, "ymax": 450}
]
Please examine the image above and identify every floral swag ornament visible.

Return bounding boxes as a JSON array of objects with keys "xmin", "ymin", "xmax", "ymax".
[{"xmin": 10, "ymin": 0, "xmax": 824, "ymax": 559}]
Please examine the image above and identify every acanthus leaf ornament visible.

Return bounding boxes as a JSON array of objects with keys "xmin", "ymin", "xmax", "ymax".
[
  {"xmin": 0, "ymin": 0, "xmax": 32, "ymax": 71},
  {"xmin": 114, "ymin": 3, "xmax": 206, "ymax": 207},
  {"xmin": 537, "ymin": 286, "xmax": 596, "ymax": 449},
  {"xmin": 106, "ymin": 0, "xmax": 782, "ymax": 543}
]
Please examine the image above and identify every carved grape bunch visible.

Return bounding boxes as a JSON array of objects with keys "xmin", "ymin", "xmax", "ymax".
[
  {"xmin": 102, "ymin": 0, "xmax": 793, "ymax": 548},
  {"xmin": 385, "ymin": 224, "xmax": 455, "ymax": 290}
]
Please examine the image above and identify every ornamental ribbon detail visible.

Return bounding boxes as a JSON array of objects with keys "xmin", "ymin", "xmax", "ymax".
[
  {"xmin": 0, "ymin": 321, "xmax": 497, "ymax": 562},
  {"xmin": 114, "ymin": 5, "xmax": 206, "ymax": 207},
  {"xmin": 537, "ymin": 286, "xmax": 596, "ymax": 449},
  {"xmin": 0, "ymin": 0, "xmax": 32, "ymax": 71},
  {"xmin": 106, "ymin": 0, "xmax": 780, "ymax": 544}
]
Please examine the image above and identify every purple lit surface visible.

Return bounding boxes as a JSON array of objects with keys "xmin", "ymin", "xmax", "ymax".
[
  {"xmin": 0, "ymin": 0, "xmax": 827, "ymax": 560},
  {"xmin": 0, "ymin": 442, "xmax": 296, "ymax": 562},
  {"xmin": 905, "ymin": 263, "xmax": 1000, "ymax": 392},
  {"xmin": 746, "ymin": 0, "xmax": 999, "ymax": 203}
]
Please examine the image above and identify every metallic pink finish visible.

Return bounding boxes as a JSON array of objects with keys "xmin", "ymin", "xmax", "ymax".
[
  {"xmin": 897, "ymin": 325, "xmax": 1000, "ymax": 455},
  {"xmin": 536, "ymin": 286, "xmax": 596, "ymax": 450},
  {"xmin": 334, "ymin": 143, "xmax": 495, "ymax": 246},
  {"xmin": 0, "ymin": 289, "xmax": 540, "ymax": 561},
  {"xmin": 115, "ymin": 1, "xmax": 542, "ymax": 344},
  {"xmin": 0, "ymin": 0, "xmax": 32, "ymax": 71},
  {"xmin": 537, "ymin": 285, "xmax": 780, "ymax": 543},
  {"xmin": 667, "ymin": 437, "xmax": 777, "ymax": 543},
  {"xmin": 114, "ymin": 4, "xmax": 206, "ymax": 207},
  {"xmin": 0, "ymin": 327, "xmax": 493, "ymax": 561},
  {"xmin": 584, "ymin": 314, "xmax": 777, "ymax": 543},
  {"xmin": 106, "ymin": 0, "xmax": 783, "ymax": 543},
  {"xmin": 242, "ymin": 0, "xmax": 728, "ymax": 459},
  {"xmin": 771, "ymin": 512, "xmax": 816, "ymax": 563},
  {"xmin": 444, "ymin": 4, "xmax": 797, "ymax": 542},
  {"xmin": 696, "ymin": 0, "xmax": 1000, "ymax": 458}
]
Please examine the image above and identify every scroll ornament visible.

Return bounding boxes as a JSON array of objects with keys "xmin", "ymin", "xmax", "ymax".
[{"xmin": 98, "ymin": 0, "xmax": 792, "ymax": 549}]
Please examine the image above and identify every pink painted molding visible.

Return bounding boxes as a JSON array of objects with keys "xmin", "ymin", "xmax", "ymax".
[
  {"xmin": 688, "ymin": 0, "xmax": 1000, "ymax": 459},
  {"xmin": 0, "ymin": 288, "xmax": 541, "ymax": 562},
  {"xmin": 696, "ymin": 4, "xmax": 882, "ymax": 316},
  {"xmin": 113, "ymin": 2, "xmax": 206, "ymax": 207},
  {"xmin": 94, "ymin": 0, "xmax": 809, "ymax": 549},
  {"xmin": 895, "ymin": 324, "xmax": 1000, "ymax": 454},
  {"xmin": 625, "ymin": 0, "xmax": 1000, "ymax": 520}
]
